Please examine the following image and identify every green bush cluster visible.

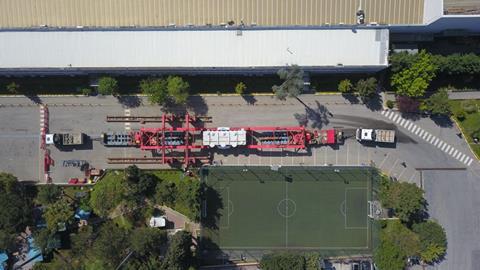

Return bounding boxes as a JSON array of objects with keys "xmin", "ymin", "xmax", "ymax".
[{"xmin": 390, "ymin": 52, "xmax": 480, "ymax": 76}]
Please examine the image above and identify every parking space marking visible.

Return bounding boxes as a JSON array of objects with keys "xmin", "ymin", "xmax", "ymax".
[
  {"xmin": 388, "ymin": 159, "xmax": 399, "ymax": 174},
  {"xmin": 379, "ymin": 153, "xmax": 390, "ymax": 168}
]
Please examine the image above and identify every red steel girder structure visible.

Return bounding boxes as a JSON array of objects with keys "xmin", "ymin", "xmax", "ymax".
[{"xmin": 132, "ymin": 113, "xmax": 206, "ymax": 166}]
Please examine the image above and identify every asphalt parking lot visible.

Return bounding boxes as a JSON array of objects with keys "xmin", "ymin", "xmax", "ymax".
[
  {"xmin": 0, "ymin": 95, "xmax": 476, "ymax": 186},
  {"xmin": 0, "ymin": 105, "xmax": 41, "ymax": 181}
]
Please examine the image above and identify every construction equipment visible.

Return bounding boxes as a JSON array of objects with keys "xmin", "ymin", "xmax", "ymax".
[
  {"xmin": 355, "ymin": 128, "xmax": 395, "ymax": 143},
  {"xmin": 46, "ymin": 133, "xmax": 85, "ymax": 146},
  {"xmin": 105, "ymin": 113, "xmax": 344, "ymax": 167}
]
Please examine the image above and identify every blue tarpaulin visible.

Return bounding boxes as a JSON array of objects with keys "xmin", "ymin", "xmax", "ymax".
[{"xmin": 0, "ymin": 252, "xmax": 8, "ymax": 270}]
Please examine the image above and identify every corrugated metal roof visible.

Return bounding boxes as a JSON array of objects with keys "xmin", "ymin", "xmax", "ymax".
[
  {"xmin": 0, "ymin": 29, "xmax": 389, "ymax": 69},
  {"xmin": 0, "ymin": 0, "xmax": 424, "ymax": 28}
]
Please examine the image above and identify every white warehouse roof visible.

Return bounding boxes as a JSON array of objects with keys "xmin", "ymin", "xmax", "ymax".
[{"xmin": 0, "ymin": 29, "xmax": 388, "ymax": 71}]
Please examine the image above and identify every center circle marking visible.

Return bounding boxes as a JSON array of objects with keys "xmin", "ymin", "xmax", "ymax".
[{"xmin": 277, "ymin": 199, "xmax": 297, "ymax": 218}]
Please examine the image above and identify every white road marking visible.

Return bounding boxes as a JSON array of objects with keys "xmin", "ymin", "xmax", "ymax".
[
  {"xmin": 411, "ymin": 125, "xmax": 417, "ymax": 134},
  {"xmin": 381, "ymin": 110, "xmax": 387, "ymax": 115},
  {"xmin": 406, "ymin": 122, "xmax": 413, "ymax": 130},
  {"xmin": 433, "ymin": 138, "xmax": 440, "ymax": 147},
  {"xmin": 388, "ymin": 111, "xmax": 395, "ymax": 120},
  {"xmin": 452, "ymin": 149, "xmax": 458, "ymax": 157},
  {"xmin": 448, "ymin": 147, "xmax": 455, "ymax": 155},
  {"xmin": 399, "ymin": 119, "xmax": 406, "ymax": 126},
  {"xmin": 467, "ymin": 158, "xmax": 474, "ymax": 166},
  {"xmin": 443, "ymin": 145, "xmax": 450, "ymax": 153},
  {"xmin": 423, "ymin": 133, "xmax": 431, "ymax": 141},
  {"xmin": 428, "ymin": 135, "xmax": 436, "ymax": 144},
  {"xmin": 440, "ymin": 142, "xmax": 447, "ymax": 151},
  {"xmin": 455, "ymin": 151, "xmax": 462, "ymax": 159},
  {"xmin": 418, "ymin": 129, "xmax": 425, "ymax": 137},
  {"xmin": 459, "ymin": 154, "xmax": 466, "ymax": 163},
  {"xmin": 391, "ymin": 114, "xmax": 399, "ymax": 122}
]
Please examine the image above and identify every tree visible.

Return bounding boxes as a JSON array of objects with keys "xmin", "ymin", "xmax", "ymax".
[
  {"xmin": 381, "ymin": 220, "xmax": 421, "ymax": 257},
  {"xmin": 272, "ymin": 65, "xmax": 304, "ymax": 100},
  {"xmin": 37, "ymin": 184, "xmax": 62, "ymax": 205},
  {"xmin": 161, "ymin": 231, "xmax": 194, "ymax": 270},
  {"xmin": 33, "ymin": 228, "xmax": 61, "ymax": 254},
  {"xmin": 374, "ymin": 241, "xmax": 407, "ymax": 270},
  {"xmin": 175, "ymin": 179, "xmax": 202, "ymax": 221},
  {"xmin": 259, "ymin": 252, "xmax": 306, "ymax": 270},
  {"xmin": 167, "ymin": 76, "xmax": 189, "ymax": 105},
  {"xmin": 44, "ymin": 198, "xmax": 74, "ymax": 232},
  {"xmin": 155, "ymin": 180, "xmax": 177, "ymax": 207},
  {"xmin": 97, "ymin": 77, "xmax": 119, "ymax": 96},
  {"xmin": 0, "ymin": 172, "xmax": 31, "ymax": 242},
  {"xmin": 391, "ymin": 51, "xmax": 438, "ymax": 98},
  {"xmin": 338, "ymin": 79, "xmax": 353, "ymax": 93},
  {"xmin": 140, "ymin": 78, "xmax": 169, "ymax": 105},
  {"xmin": 235, "ymin": 82, "xmax": 247, "ymax": 95},
  {"xmin": 6, "ymin": 82, "xmax": 20, "ymax": 94},
  {"xmin": 92, "ymin": 222, "xmax": 129, "ymax": 268},
  {"xmin": 396, "ymin": 95, "xmax": 420, "ymax": 113},
  {"xmin": 356, "ymin": 77, "xmax": 377, "ymax": 101},
  {"xmin": 424, "ymin": 89, "xmax": 451, "ymax": 115},
  {"xmin": 412, "ymin": 220, "xmax": 447, "ymax": 264},
  {"xmin": 90, "ymin": 173, "xmax": 126, "ymax": 217},
  {"xmin": 374, "ymin": 220, "xmax": 421, "ymax": 270},
  {"xmin": 70, "ymin": 225, "xmax": 94, "ymax": 259},
  {"xmin": 0, "ymin": 229, "xmax": 15, "ymax": 252},
  {"xmin": 130, "ymin": 227, "xmax": 167, "ymax": 257},
  {"xmin": 379, "ymin": 178, "xmax": 426, "ymax": 223}
]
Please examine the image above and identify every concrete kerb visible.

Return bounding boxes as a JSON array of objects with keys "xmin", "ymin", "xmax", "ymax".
[{"xmin": 451, "ymin": 116, "xmax": 480, "ymax": 162}]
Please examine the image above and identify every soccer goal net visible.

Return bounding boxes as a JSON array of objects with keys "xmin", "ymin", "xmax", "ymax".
[{"xmin": 368, "ymin": 200, "xmax": 382, "ymax": 219}]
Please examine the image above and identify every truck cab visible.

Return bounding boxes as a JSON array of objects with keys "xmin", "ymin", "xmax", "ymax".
[{"xmin": 356, "ymin": 128, "xmax": 374, "ymax": 141}]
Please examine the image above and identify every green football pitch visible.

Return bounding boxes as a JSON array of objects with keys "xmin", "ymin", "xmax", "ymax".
[{"xmin": 201, "ymin": 166, "xmax": 377, "ymax": 253}]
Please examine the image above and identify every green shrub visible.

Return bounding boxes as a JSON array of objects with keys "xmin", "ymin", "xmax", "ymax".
[
  {"xmin": 81, "ymin": 88, "xmax": 93, "ymax": 96},
  {"xmin": 455, "ymin": 108, "xmax": 466, "ymax": 121},
  {"xmin": 462, "ymin": 100, "xmax": 478, "ymax": 114},
  {"xmin": 235, "ymin": 82, "xmax": 247, "ymax": 95},
  {"xmin": 338, "ymin": 79, "xmax": 353, "ymax": 93},
  {"xmin": 6, "ymin": 82, "xmax": 20, "ymax": 94},
  {"xmin": 386, "ymin": 100, "xmax": 395, "ymax": 109},
  {"xmin": 97, "ymin": 77, "xmax": 119, "ymax": 96}
]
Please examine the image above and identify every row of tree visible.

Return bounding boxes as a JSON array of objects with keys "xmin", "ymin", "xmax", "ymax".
[
  {"xmin": 390, "ymin": 51, "xmax": 480, "ymax": 76},
  {"xmin": 337, "ymin": 77, "xmax": 378, "ymax": 101},
  {"xmin": 374, "ymin": 177, "xmax": 447, "ymax": 269},
  {"xmin": 259, "ymin": 252, "xmax": 321, "ymax": 270}
]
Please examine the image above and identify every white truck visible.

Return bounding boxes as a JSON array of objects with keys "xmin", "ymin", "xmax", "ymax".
[
  {"xmin": 46, "ymin": 133, "xmax": 85, "ymax": 146},
  {"xmin": 356, "ymin": 128, "xmax": 395, "ymax": 143}
]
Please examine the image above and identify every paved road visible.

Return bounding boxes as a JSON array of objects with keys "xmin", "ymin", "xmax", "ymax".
[{"xmin": 424, "ymin": 168, "xmax": 480, "ymax": 270}]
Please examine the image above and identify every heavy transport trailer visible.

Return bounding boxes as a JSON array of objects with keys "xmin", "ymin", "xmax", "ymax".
[{"xmin": 104, "ymin": 113, "xmax": 344, "ymax": 167}]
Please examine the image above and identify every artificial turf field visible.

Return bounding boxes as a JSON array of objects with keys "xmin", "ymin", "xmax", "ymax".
[{"xmin": 201, "ymin": 166, "xmax": 377, "ymax": 253}]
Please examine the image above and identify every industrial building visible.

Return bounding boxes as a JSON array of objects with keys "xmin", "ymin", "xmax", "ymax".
[
  {"xmin": 0, "ymin": 28, "xmax": 388, "ymax": 76},
  {"xmin": 0, "ymin": 0, "xmax": 478, "ymax": 76}
]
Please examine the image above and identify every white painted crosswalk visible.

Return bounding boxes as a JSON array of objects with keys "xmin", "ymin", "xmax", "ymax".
[{"xmin": 380, "ymin": 109, "xmax": 476, "ymax": 166}]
